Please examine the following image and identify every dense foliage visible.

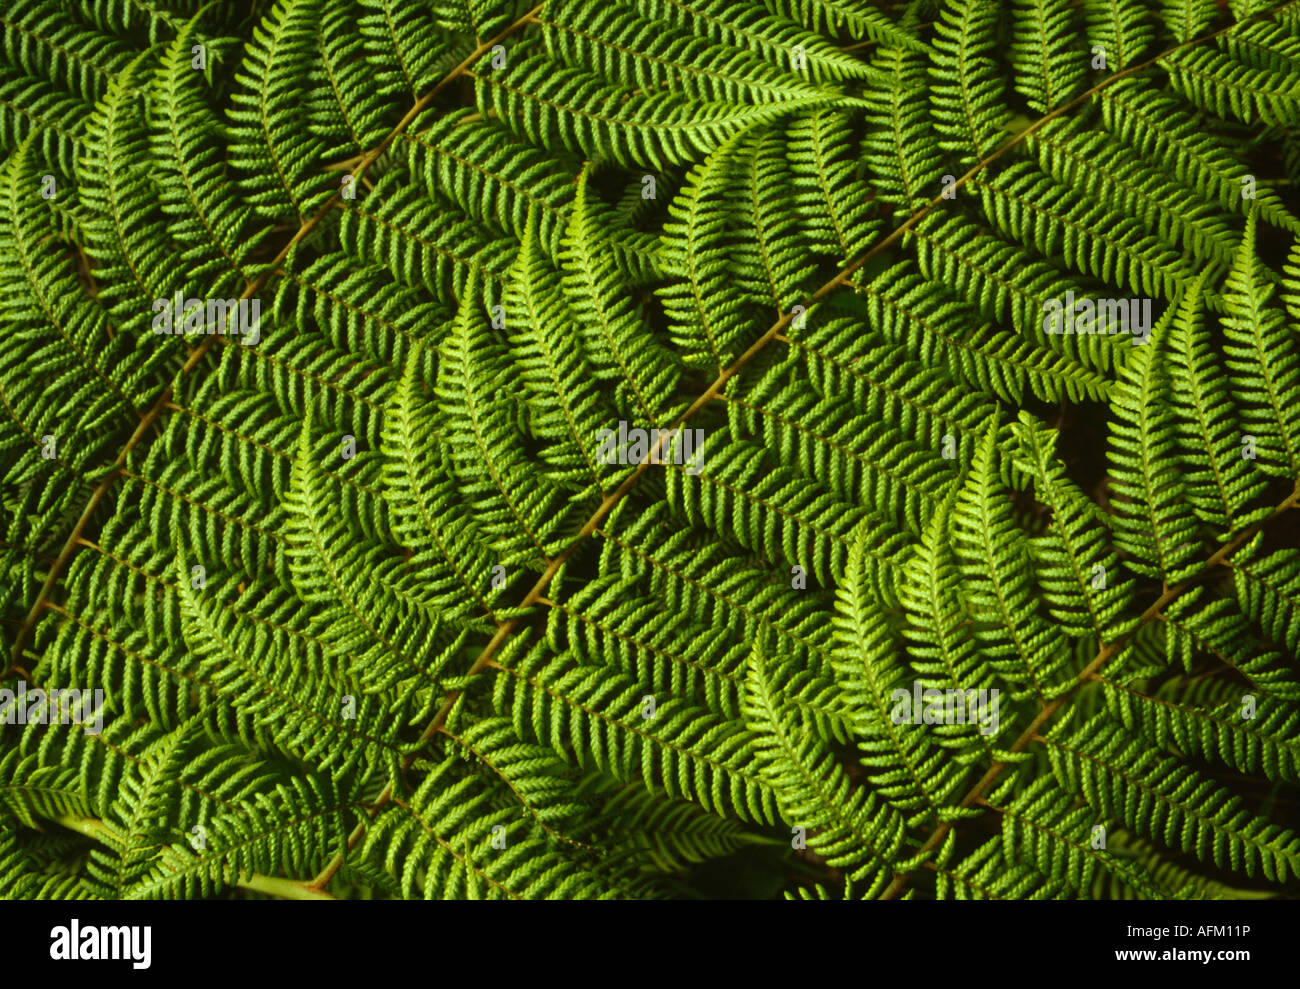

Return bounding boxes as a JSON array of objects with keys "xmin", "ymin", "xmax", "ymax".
[{"xmin": 3, "ymin": 0, "xmax": 1300, "ymax": 900}]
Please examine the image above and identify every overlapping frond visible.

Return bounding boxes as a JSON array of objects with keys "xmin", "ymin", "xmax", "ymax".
[{"xmin": 4, "ymin": 0, "xmax": 1300, "ymax": 903}]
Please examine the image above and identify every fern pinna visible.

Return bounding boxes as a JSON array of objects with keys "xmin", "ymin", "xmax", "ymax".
[{"xmin": 2, "ymin": 0, "xmax": 1300, "ymax": 901}]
